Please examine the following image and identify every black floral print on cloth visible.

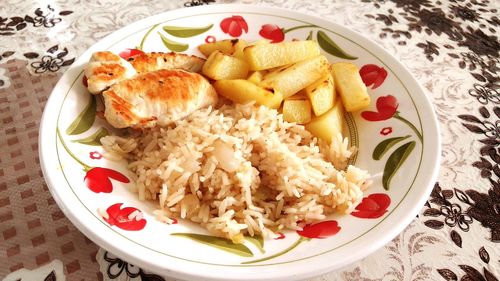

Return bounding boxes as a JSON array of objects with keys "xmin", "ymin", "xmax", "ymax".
[
  {"xmin": 0, "ymin": 51, "xmax": 15, "ymax": 87},
  {"xmin": 184, "ymin": 0, "xmax": 216, "ymax": 7},
  {"xmin": 0, "ymin": 5, "xmax": 72, "ymax": 36},
  {"xmin": 459, "ymin": 106, "xmax": 500, "ymax": 188},
  {"xmin": 44, "ymin": 271, "xmax": 57, "ymax": 281},
  {"xmin": 424, "ymin": 110, "xmax": 499, "ymax": 242},
  {"xmin": 424, "ymin": 106, "xmax": 499, "ymax": 241},
  {"xmin": 0, "ymin": 5, "xmax": 74, "ymax": 84},
  {"xmin": 103, "ymin": 251, "xmax": 165, "ymax": 281},
  {"xmin": 363, "ymin": 0, "xmax": 499, "ymax": 104},
  {"xmin": 437, "ymin": 240, "xmax": 497, "ymax": 281},
  {"xmin": 24, "ymin": 45, "xmax": 75, "ymax": 74},
  {"xmin": 424, "ymin": 181, "xmax": 499, "ymax": 242},
  {"xmin": 424, "ymin": 182, "xmax": 500, "ymax": 280}
]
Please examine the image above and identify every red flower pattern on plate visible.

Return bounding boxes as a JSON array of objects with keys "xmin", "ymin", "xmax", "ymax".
[
  {"xmin": 359, "ymin": 64, "xmax": 388, "ymax": 89},
  {"xmin": 119, "ymin": 48, "xmax": 144, "ymax": 60},
  {"xmin": 274, "ymin": 232, "xmax": 286, "ymax": 240},
  {"xmin": 361, "ymin": 95, "xmax": 399, "ymax": 121},
  {"xmin": 351, "ymin": 193, "xmax": 391, "ymax": 219},
  {"xmin": 84, "ymin": 167, "xmax": 129, "ymax": 193},
  {"xmin": 296, "ymin": 220, "xmax": 341, "ymax": 239},
  {"xmin": 220, "ymin": 15, "xmax": 248, "ymax": 37},
  {"xmin": 380, "ymin": 127, "xmax": 393, "ymax": 135},
  {"xmin": 102, "ymin": 203, "xmax": 146, "ymax": 231},
  {"xmin": 244, "ymin": 220, "xmax": 342, "ymax": 264},
  {"xmin": 89, "ymin": 151, "xmax": 102, "ymax": 160},
  {"xmin": 259, "ymin": 24, "xmax": 285, "ymax": 43},
  {"xmin": 205, "ymin": 35, "xmax": 216, "ymax": 43}
]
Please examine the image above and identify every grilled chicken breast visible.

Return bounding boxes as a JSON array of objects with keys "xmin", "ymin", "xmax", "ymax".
[
  {"xmin": 85, "ymin": 51, "xmax": 205, "ymax": 95},
  {"xmin": 85, "ymin": 52, "xmax": 137, "ymax": 95},
  {"xmin": 102, "ymin": 69, "xmax": 218, "ymax": 128},
  {"xmin": 127, "ymin": 52, "xmax": 205, "ymax": 74}
]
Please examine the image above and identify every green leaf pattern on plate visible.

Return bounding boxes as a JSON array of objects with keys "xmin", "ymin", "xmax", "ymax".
[
  {"xmin": 158, "ymin": 32, "xmax": 189, "ymax": 52},
  {"xmin": 372, "ymin": 135, "xmax": 410, "ymax": 160},
  {"xmin": 72, "ymin": 128, "xmax": 109, "ymax": 146},
  {"xmin": 138, "ymin": 23, "xmax": 159, "ymax": 51},
  {"xmin": 66, "ymin": 95, "xmax": 96, "ymax": 135},
  {"xmin": 382, "ymin": 141, "xmax": 416, "ymax": 190},
  {"xmin": 317, "ymin": 30, "xmax": 357, "ymax": 60},
  {"xmin": 245, "ymin": 235, "xmax": 265, "ymax": 254},
  {"xmin": 306, "ymin": 30, "xmax": 313, "ymax": 40},
  {"xmin": 171, "ymin": 233, "xmax": 254, "ymax": 257},
  {"xmin": 162, "ymin": 24, "xmax": 213, "ymax": 38}
]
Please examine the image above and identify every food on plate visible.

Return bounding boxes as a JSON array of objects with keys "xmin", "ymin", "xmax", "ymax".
[
  {"xmin": 244, "ymin": 40, "xmax": 320, "ymax": 71},
  {"xmin": 231, "ymin": 39, "xmax": 248, "ymax": 60},
  {"xmin": 246, "ymin": 71, "xmax": 265, "ymax": 85},
  {"xmin": 85, "ymin": 51, "xmax": 205, "ymax": 95},
  {"xmin": 304, "ymin": 74, "xmax": 336, "ymax": 116},
  {"xmin": 91, "ymin": 38, "xmax": 372, "ymax": 242},
  {"xmin": 102, "ymin": 69, "xmax": 217, "ymax": 128},
  {"xmin": 259, "ymin": 55, "xmax": 329, "ymax": 99},
  {"xmin": 213, "ymin": 79, "xmax": 282, "ymax": 109},
  {"xmin": 282, "ymin": 98, "xmax": 312, "ymax": 124},
  {"xmin": 127, "ymin": 52, "xmax": 205, "ymax": 73},
  {"xmin": 202, "ymin": 51, "xmax": 249, "ymax": 80},
  {"xmin": 331, "ymin": 62, "xmax": 370, "ymax": 112},
  {"xmin": 102, "ymin": 103, "xmax": 367, "ymax": 242},
  {"xmin": 198, "ymin": 39, "xmax": 247, "ymax": 57},
  {"xmin": 305, "ymin": 99, "xmax": 345, "ymax": 143},
  {"xmin": 85, "ymin": 51, "xmax": 137, "ymax": 94}
]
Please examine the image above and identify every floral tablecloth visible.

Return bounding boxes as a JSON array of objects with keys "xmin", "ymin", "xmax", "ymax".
[{"xmin": 0, "ymin": 0, "xmax": 498, "ymax": 280}]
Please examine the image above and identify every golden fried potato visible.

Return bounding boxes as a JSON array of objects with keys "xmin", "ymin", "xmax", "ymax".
[
  {"xmin": 202, "ymin": 51, "xmax": 249, "ymax": 80},
  {"xmin": 232, "ymin": 40, "xmax": 248, "ymax": 60},
  {"xmin": 331, "ymin": 62, "xmax": 370, "ymax": 112},
  {"xmin": 247, "ymin": 71, "xmax": 265, "ymax": 85},
  {"xmin": 260, "ymin": 55, "xmax": 329, "ymax": 99},
  {"xmin": 283, "ymin": 99, "xmax": 312, "ymax": 124},
  {"xmin": 198, "ymin": 39, "xmax": 245, "ymax": 57},
  {"xmin": 304, "ymin": 74, "xmax": 336, "ymax": 116},
  {"xmin": 243, "ymin": 40, "xmax": 320, "ymax": 71},
  {"xmin": 305, "ymin": 99, "xmax": 345, "ymax": 142},
  {"xmin": 213, "ymin": 79, "xmax": 283, "ymax": 109}
]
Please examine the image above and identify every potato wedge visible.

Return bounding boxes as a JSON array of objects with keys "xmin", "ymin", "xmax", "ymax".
[
  {"xmin": 232, "ymin": 40, "xmax": 248, "ymax": 60},
  {"xmin": 198, "ymin": 39, "xmax": 243, "ymax": 57},
  {"xmin": 247, "ymin": 71, "xmax": 265, "ymax": 85},
  {"xmin": 331, "ymin": 62, "xmax": 370, "ymax": 112},
  {"xmin": 304, "ymin": 74, "xmax": 336, "ymax": 116},
  {"xmin": 283, "ymin": 99, "xmax": 312, "ymax": 124},
  {"xmin": 305, "ymin": 99, "xmax": 345, "ymax": 142},
  {"xmin": 287, "ymin": 92, "xmax": 308, "ymax": 100},
  {"xmin": 260, "ymin": 55, "xmax": 329, "ymax": 99},
  {"xmin": 213, "ymin": 79, "xmax": 283, "ymax": 109},
  {"xmin": 202, "ymin": 51, "xmax": 249, "ymax": 80},
  {"xmin": 244, "ymin": 40, "xmax": 320, "ymax": 71}
]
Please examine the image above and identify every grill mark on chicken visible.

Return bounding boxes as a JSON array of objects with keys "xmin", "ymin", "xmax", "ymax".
[{"xmin": 104, "ymin": 89, "xmax": 137, "ymax": 124}]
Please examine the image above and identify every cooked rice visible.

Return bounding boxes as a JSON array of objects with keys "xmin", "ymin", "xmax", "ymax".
[{"xmin": 101, "ymin": 103, "xmax": 370, "ymax": 242}]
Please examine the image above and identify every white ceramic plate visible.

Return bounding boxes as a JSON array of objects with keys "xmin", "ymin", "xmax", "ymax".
[{"xmin": 40, "ymin": 4, "xmax": 440, "ymax": 281}]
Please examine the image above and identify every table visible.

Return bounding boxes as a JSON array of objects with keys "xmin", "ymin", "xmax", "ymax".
[{"xmin": 0, "ymin": 0, "xmax": 498, "ymax": 280}]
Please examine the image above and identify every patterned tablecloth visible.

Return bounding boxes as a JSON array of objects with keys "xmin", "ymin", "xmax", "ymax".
[{"xmin": 0, "ymin": 0, "xmax": 498, "ymax": 280}]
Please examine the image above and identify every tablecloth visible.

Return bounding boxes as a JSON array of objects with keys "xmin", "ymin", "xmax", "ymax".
[{"xmin": 0, "ymin": 0, "xmax": 498, "ymax": 280}]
